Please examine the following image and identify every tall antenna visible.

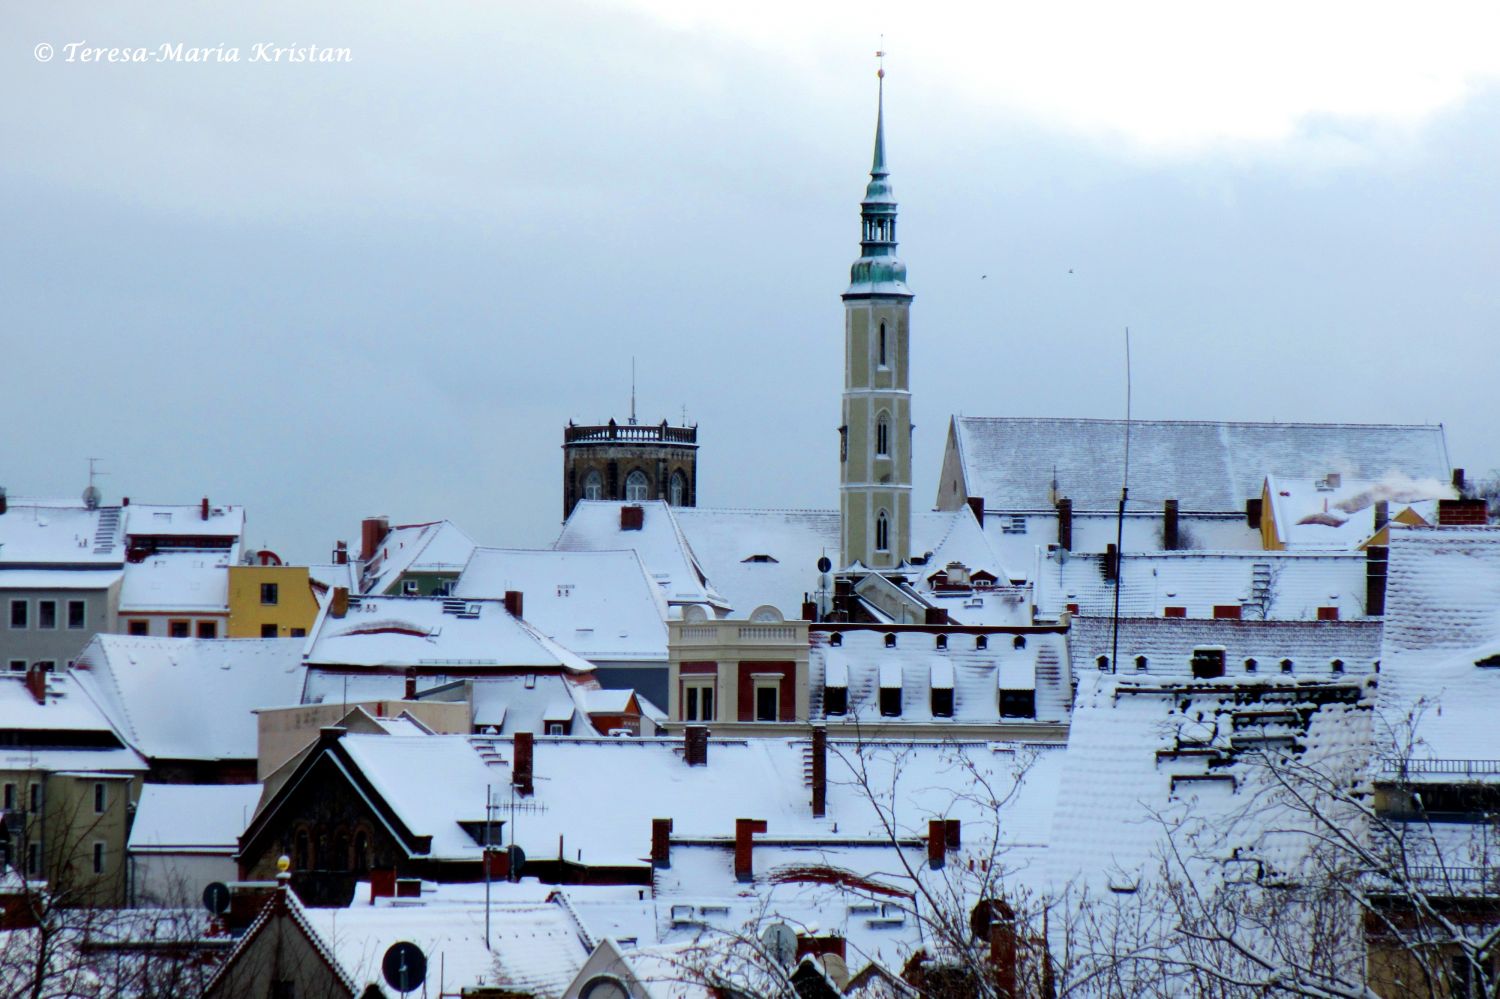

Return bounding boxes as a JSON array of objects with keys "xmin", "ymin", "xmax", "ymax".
[
  {"xmin": 630, "ymin": 357, "xmax": 637, "ymax": 426},
  {"xmin": 1110, "ymin": 328, "xmax": 1132, "ymax": 675}
]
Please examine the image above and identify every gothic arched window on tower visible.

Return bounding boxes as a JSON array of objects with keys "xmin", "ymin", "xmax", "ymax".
[
  {"xmin": 878, "ymin": 321, "xmax": 887, "ymax": 368},
  {"xmin": 583, "ymin": 469, "xmax": 603, "ymax": 501},
  {"xmin": 625, "ymin": 469, "xmax": 650, "ymax": 502},
  {"xmin": 875, "ymin": 510, "xmax": 890, "ymax": 553},
  {"xmin": 876, "ymin": 412, "xmax": 891, "ymax": 457},
  {"xmin": 669, "ymin": 470, "xmax": 687, "ymax": 507}
]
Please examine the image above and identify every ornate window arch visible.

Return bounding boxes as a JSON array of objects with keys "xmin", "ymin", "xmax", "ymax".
[
  {"xmin": 669, "ymin": 470, "xmax": 687, "ymax": 506},
  {"xmin": 875, "ymin": 510, "xmax": 890, "ymax": 552},
  {"xmin": 582, "ymin": 469, "xmax": 603, "ymax": 501},
  {"xmin": 624, "ymin": 469, "xmax": 649, "ymax": 502},
  {"xmin": 876, "ymin": 411, "xmax": 891, "ymax": 457},
  {"xmin": 878, "ymin": 321, "xmax": 888, "ymax": 367}
]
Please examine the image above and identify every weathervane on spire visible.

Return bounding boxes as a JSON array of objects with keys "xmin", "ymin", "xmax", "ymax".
[{"xmin": 876, "ymin": 36, "xmax": 885, "ymax": 79}]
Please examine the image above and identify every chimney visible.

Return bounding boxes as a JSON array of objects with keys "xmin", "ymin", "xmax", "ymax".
[
  {"xmin": 0, "ymin": 487, "xmax": 7, "ymax": 515},
  {"xmin": 1454, "ymin": 468, "xmax": 1467, "ymax": 493},
  {"xmin": 966, "ymin": 496, "xmax": 984, "ymax": 524},
  {"xmin": 369, "ymin": 869, "xmax": 396, "ymax": 901},
  {"xmin": 945, "ymin": 818, "xmax": 961, "ymax": 849},
  {"xmin": 333, "ymin": 541, "xmax": 348, "ymax": 565},
  {"xmin": 404, "ymin": 669, "xmax": 417, "ymax": 700},
  {"xmin": 684, "ymin": 725, "xmax": 709, "ymax": 766},
  {"xmin": 1366, "ymin": 546, "xmax": 1389, "ymax": 617},
  {"xmin": 989, "ymin": 916, "xmax": 1019, "ymax": 998},
  {"xmin": 1374, "ymin": 501, "xmax": 1389, "ymax": 533},
  {"xmin": 360, "ymin": 517, "xmax": 389, "ymax": 561},
  {"xmin": 201, "ymin": 496, "xmax": 210, "ymax": 521},
  {"xmin": 651, "ymin": 818, "xmax": 673, "ymax": 868},
  {"xmin": 121, "ymin": 496, "xmax": 129, "ymax": 507},
  {"xmin": 1056, "ymin": 498, "xmax": 1073, "ymax": 551},
  {"xmin": 512, "ymin": 732, "xmax": 535, "ymax": 796},
  {"xmin": 734, "ymin": 819, "xmax": 767, "ymax": 882},
  {"xmin": 801, "ymin": 599, "xmax": 817, "ymax": 622},
  {"xmin": 503, "ymin": 591, "xmax": 524, "ymax": 618},
  {"xmin": 24, "ymin": 662, "xmax": 46, "ymax": 705},
  {"xmin": 1246, "ymin": 498, "xmax": 1263, "ymax": 529},
  {"xmin": 1438, "ymin": 499, "xmax": 1489, "ymax": 526},
  {"xmin": 927, "ymin": 819, "xmax": 946, "ymax": 869},
  {"xmin": 1163, "ymin": 499, "xmax": 1180, "ymax": 551},
  {"xmin": 1104, "ymin": 543, "xmax": 1119, "ymax": 582},
  {"xmin": 620, "ymin": 505, "xmax": 644, "ymax": 531},
  {"xmin": 810, "ymin": 727, "xmax": 827, "ymax": 819},
  {"xmin": 330, "ymin": 587, "xmax": 349, "ymax": 619}
]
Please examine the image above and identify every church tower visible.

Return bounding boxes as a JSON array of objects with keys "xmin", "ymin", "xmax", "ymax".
[{"xmin": 840, "ymin": 67, "xmax": 912, "ymax": 569}]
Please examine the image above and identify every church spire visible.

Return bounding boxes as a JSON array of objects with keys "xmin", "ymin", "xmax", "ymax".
[{"xmin": 846, "ymin": 58, "xmax": 909, "ymax": 299}]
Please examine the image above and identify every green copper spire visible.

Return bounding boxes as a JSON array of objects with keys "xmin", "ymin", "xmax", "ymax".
[{"xmin": 845, "ymin": 62, "xmax": 910, "ymax": 299}]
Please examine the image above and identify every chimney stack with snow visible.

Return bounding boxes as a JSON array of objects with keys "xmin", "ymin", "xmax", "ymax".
[
  {"xmin": 927, "ymin": 819, "xmax": 946, "ymax": 869},
  {"xmin": 1439, "ymin": 499, "xmax": 1489, "ymax": 526},
  {"xmin": 684, "ymin": 725, "xmax": 709, "ymax": 766},
  {"xmin": 651, "ymin": 818, "xmax": 673, "ymax": 868},
  {"xmin": 1163, "ymin": 499, "xmax": 1180, "ymax": 551},
  {"xmin": 513, "ymin": 731, "xmax": 535, "ymax": 796},
  {"xmin": 330, "ymin": 587, "xmax": 349, "ymax": 619},
  {"xmin": 333, "ymin": 541, "xmax": 348, "ymax": 565},
  {"xmin": 620, "ymin": 505, "xmax": 644, "ymax": 531},
  {"xmin": 1454, "ymin": 468, "xmax": 1467, "ymax": 492},
  {"xmin": 201, "ymin": 497, "xmax": 210, "ymax": 521},
  {"xmin": 811, "ymin": 727, "xmax": 827, "ymax": 818},
  {"xmin": 734, "ymin": 819, "xmax": 766, "ymax": 882},
  {"xmin": 1056, "ymin": 498, "xmax": 1073, "ymax": 551},
  {"xmin": 360, "ymin": 517, "xmax": 389, "ymax": 562},
  {"xmin": 1374, "ymin": 501, "xmax": 1389, "ymax": 533},
  {"xmin": 503, "ymin": 591, "xmax": 524, "ymax": 618}
]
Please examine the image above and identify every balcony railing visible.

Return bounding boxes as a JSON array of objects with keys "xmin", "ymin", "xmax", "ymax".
[
  {"xmin": 1380, "ymin": 758, "xmax": 1500, "ymax": 778},
  {"xmin": 565, "ymin": 422, "xmax": 697, "ymax": 445}
]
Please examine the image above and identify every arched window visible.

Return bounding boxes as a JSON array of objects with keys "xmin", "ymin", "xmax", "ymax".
[
  {"xmin": 624, "ymin": 469, "xmax": 649, "ymax": 502},
  {"xmin": 878, "ymin": 322, "xmax": 887, "ymax": 367},
  {"xmin": 583, "ymin": 469, "xmax": 603, "ymax": 501},
  {"xmin": 669, "ymin": 471, "xmax": 687, "ymax": 506},
  {"xmin": 875, "ymin": 510, "xmax": 890, "ymax": 552},
  {"xmin": 1012, "ymin": 635, "xmax": 1026, "ymax": 650},
  {"xmin": 876, "ymin": 412, "xmax": 891, "ymax": 457}
]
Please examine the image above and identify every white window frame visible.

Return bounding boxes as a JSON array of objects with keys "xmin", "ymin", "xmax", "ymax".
[
  {"xmin": 752, "ymin": 676, "xmax": 782, "ymax": 723},
  {"xmin": 875, "ymin": 510, "xmax": 890, "ymax": 553},
  {"xmin": 583, "ymin": 469, "xmax": 604, "ymax": 501},
  {"xmin": 624, "ymin": 469, "xmax": 650, "ymax": 502},
  {"xmin": 682, "ymin": 679, "xmax": 716, "ymax": 722}
]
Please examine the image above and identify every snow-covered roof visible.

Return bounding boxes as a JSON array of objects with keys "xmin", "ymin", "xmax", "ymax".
[
  {"xmin": 0, "ymin": 670, "xmax": 122, "ymax": 736},
  {"xmin": 455, "ymin": 548, "xmax": 669, "ymax": 663},
  {"xmin": 297, "ymin": 671, "xmax": 597, "ymax": 737},
  {"xmin": 0, "ymin": 672, "xmax": 146, "ymax": 774},
  {"xmin": 127, "ymin": 783, "xmax": 263, "ymax": 853},
  {"xmin": 71, "ymin": 635, "xmax": 306, "ymax": 761},
  {"xmin": 1068, "ymin": 617, "xmax": 1383, "ymax": 680},
  {"xmin": 809, "ymin": 628, "xmax": 1072, "ymax": 724},
  {"xmin": 0, "ymin": 499, "xmax": 124, "ymax": 565},
  {"xmin": 950, "ymin": 417, "xmax": 1450, "ymax": 513},
  {"xmin": 1263, "ymin": 473, "xmax": 1449, "ymax": 550},
  {"xmin": 555, "ymin": 502, "xmax": 728, "ymax": 612},
  {"xmin": 360, "ymin": 520, "xmax": 475, "ymax": 595},
  {"xmin": 306, "ymin": 561, "xmax": 357, "ymax": 593},
  {"xmin": 304, "ymin": 594, "xmax": 598, "ymax": 672},
  {"xmin": 1377, "ymin": 527, "xmax": 1500, "ymax": 773},
  {"xmin": 125, "ymin": 502, "xmax": 244, "ymax": 539},
  {"xmin": 118, "ymin": 549, "xmax": 233, "ymax": 612},
  {"xmin": 1034, "ymin": 548, "xmax": 1370, "ymax": 621}
]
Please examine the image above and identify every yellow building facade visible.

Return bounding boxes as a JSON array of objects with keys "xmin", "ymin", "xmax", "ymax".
[{"xmin": 227, "ymin": 565, "xmax": 319, "ymax": 639}]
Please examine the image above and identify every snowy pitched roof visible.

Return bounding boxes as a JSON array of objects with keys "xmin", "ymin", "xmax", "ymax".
[
  {"xmin": 554, "ymin": 501, "xmax": 728, "ymax": 612},
  {"xmin": 455, "ymin": 548, "xmax": 669, "ymax": 662},
  {"xmin": 0, "ymin": 499, "xmax": 124, "ymax": 566},
  {"xmin": 1263, "ymin": 473, "xmax": 1449, "ymax": 550},
  {"xmin": 950, "ymin": 417, "xmax": 1449, "ymax": 513},
  {"xmin": 0, "ymin": 672, "xmax": 146, "ymax": 773},
  {"xmin": 127, "ymin": 782, "xmax": 263, "ymax": 853},
  {"xmin": 306, "ymin": 561, "xmax": 356, "ymax": 593},
  {"xmin": 118, "ymin": 549, "xmax": 233, "ymax": 612},
  {"xmin": 360, "ymin": 520, "xmax": 476, "ymax": 595},
  {"xmin": 1068, "ymin": 617, "xmax": 1383, "ymax": 680},
  {"xmin": 124, "ymin": 502, "xmax": 244, "ymax": 539},
  {"xmin": 1376, "ymin": 527, "xmax": 1500, "ymax": 772},
  {"xmin": 1034, "ymin": 548, "xmax": 1370, "ymax": 621},
  {"xmin": 303, "ymin": 594, "xmax": 597, "ymax": 672},
  {"xmin": 70, "ymin": 635, "xmax": 306, "ymax": 761}
]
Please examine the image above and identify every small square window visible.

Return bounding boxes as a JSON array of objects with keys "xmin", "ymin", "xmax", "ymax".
[
  {"xmin": 9, "ymin": 600, "xmax": 27, "ymax": 629},
  {"xmin": 128, "ymin": 620, "xmax": 149, "ymax": 636},
  {"xmin": 999, "ymin": 689, "xmax": 1036, "ymax": 718},
  {"xmin": 1280, "ymin": 659, "xmax": 1294, "ymax": 674},
  {"xmin": 169, "ymin": 620, "xmax": 190, "ymax": 638},
  {"xmin": 260, "ymin": 583, "xmax": 279, "ymax": 605},
  {"xmin": 824, "ymin": 686, "xmax": 848, "ymax": 716},
  {"xmin": 197, "ymin": 621, "xmax": 217, "ymax": 639},
  {"xmin": 546, "ymin": 722, "xmax": 565, "ymax": 736},
  {"xmin": 261, "ymin": 623, "xmax": 279, "ymax": 638},
  {"xmin": 67, "ymin": 601, "xmax": 86, "ymax": 630},
  {"xmin": 401, "ymin": 580, "xmax": 419, "ymax": 596},
  {"xmin": 1191, "ymin": 648, "xmax": 1226, "ymax": 679},
  {"xmin": 7, "ymin": 660, "xmax": 24, "ymax": 673},
  {"xmin": 290, "ymin": 627, "xmax": 306, "ymax": 638},
  {"xmin": 36, "ymin": 661, "xmax": 54, "ymax": 673},
  {"xmin": 37, "ymin": 601, "xmax": 56, "ymax": 630}
]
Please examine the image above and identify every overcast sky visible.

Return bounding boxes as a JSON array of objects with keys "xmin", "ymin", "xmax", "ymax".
[{"xmin": 4, "ymin": 1, "xmax": 1498, "ymax": 561}]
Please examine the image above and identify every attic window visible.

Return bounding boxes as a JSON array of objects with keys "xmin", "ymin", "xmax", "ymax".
[
  {"xmin": 824, "ymin": 684, "xmax": 848, "ymax": 716},
  {"xmin": 975, "ymin": 635, "xmax": 988, "ymax": 651},
  {"xmin": 1244, "ymin": 658, "xmax": 1258, "ymax": 673},
  {"xmin": 1280, "ymin": 658, "xmax": 1294, "ymax": 674},
  {"xmin": 1475, "ymin": 654, "xmax": 1500, "ymax": 668},
  {"xmin": 1134, "ymin": 655, "xmax": 1148, "ymax": 672},
  {"xmin": 1096, "ymin": 655, "xmax": 1109, "ymax": 671},
  {"xmin": 1002, "ymin": 515, "xmax": 1027, "ymax": 535},
  {"xmin": 879, "ymin": 663, "xmax": 902, "ymax": 717},
  {"xmin": 1331, "ymin": 658, "xmax": 1345, "ymax": 674},
  {"xmin": 829, "ymin": 633, "xmax": 842, "ymax": 647},
  {"xmin": 741, "ymin": 554, "xmax": 779, "ymax": 564},
  {"xmin": 1013, "ymin": 636, "xmax": 1026, "ymax": 650},
  {"xmin": 1190, "ymin": 648, "xmax": 1226, "ymax": 680},
  {"xmin": 884, "ymin": 633, "xmax": 897, "ymax": 649},
  {"xmin": 935, "ymin": 634, "xmax": 948, "ymax": 651},
  {"xmin": 930, "ymin": 662, "xmax": 954, "ymax": 719}
]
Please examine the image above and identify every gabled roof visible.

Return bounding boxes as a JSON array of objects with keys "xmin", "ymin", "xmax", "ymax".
[
  {"xmin": 0, "ymin": 499, "xmax": 124, "ymax": 566},
  {"xmin": 950, "ymin": 417, "xmax": 1450, "ymax": 513},
  {"xmin": 124, "ymin": 502, "xmax": 244, "ymax": 539},
  {"xmin": 71, "ymin": 635, "xmax": 306, "ymax": 761},
  {"xmin": 118, "ymin": 549, "xmax": 234, "ymax": 612},
  {"xmin": 1377, "ymin": 526, "xmax": 1500, "ymax": 771},
  {"xmin": 128, "ymin": 782, "xmax": 263, "ymax": 853},
  {"xmin": 455, "ymin": 548, "xmax": 669, "ymax": 662},
  {"xmin": 360, "ymin": 520, "xmax": 476, "ymax": 595},
  {"xmin": 554, "ymin": 501, "xmax": 728, "ymax": 612}
]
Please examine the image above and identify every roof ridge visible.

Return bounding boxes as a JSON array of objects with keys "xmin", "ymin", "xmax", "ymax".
[{"xmin": 957, "ymin": 416, "xmax": 1445, "ymax": 431}]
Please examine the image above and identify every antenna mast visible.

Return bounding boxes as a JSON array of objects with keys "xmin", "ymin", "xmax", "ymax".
[
  {"xmin": 1110, "ymin": 328, "xmax": 1132, "ymax": 675},
  {"xmin": 629, "ymin": 358, "xmax": 637, "ymax": 426}
]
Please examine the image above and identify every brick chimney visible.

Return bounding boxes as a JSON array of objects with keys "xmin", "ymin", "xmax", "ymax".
[
  {"xmin": 503, "ymin": 591, "xmax": 524, "ymax": 618},
  {"xmin": 966, "ymin": 496, "xmax": 984, "ymax": 524},
  {"xmin": 512, "ymin": 732, "xmax": 534, "ymax": 796},
  {"xmin": 684, "ymin": 725, "xmax": 709, "ymax": 766},
  {"xmin": 621, "ymin": 505, "xmax": 644, "ymax": 531},
  {"xmin": 651, "ymin": 818, "xmax": 673, "ymax": 868},
  {"xmin": 369, "ymin": 869, "xmax": 396, "ymax": 901},
  {"xmin": 201, "ymin": 496, "xmax": 210, "ymax": 521},
  {"xmin": 1374, "ymin": 501, "xmax": 1389, "ymax": 533},
  {"xmin": 810, "ymin": 727, "xmax": 827, "ymax": 819},
  {"xmin": 1438, "ymin": 499, "xmax": 1488, "ymax": 526},
  {"xmin": 945, "ymin": 818, "xmax": 961, "ymax": 849},
  {"xmin": 332, "ymin": 541, "xmax": 349, "ymax": 565},
  {"xmin": 1056, "ymin": 498, "xmax": 1073, "ymax": 551},
  {"xmin": 24, "ymin": 662, "xmax": 47, "ymax": 705},
  {"xmin": 927, "ymin": 819, "xmax": 946, "ymax": 869},
  {"xmin": 330, "ymin": 587, "xmax": 349, "ymax": 619},
  {"xmin": 1246, "ymin": 498, "xmax": 1263, "ymax": 529},
  {"xmin": 734, "ymin": 819, "xmax": 767, "ymax": 882},
  {"xmin": 1366, "ymin": 546, "xmax": 1389, "ymax": 617},
  {"xmin": 360, "ymin": 517, "xmax": 389, "ymax": 561},
  {"xmin": 1454, "ymin": 468, "xmax": 1467, "ymax": 492},
  {"xmin": 404, "ymin": 668, "xmax": 417, "ymax": 700},
  {"xmin": 1104, "ymin": 543, "xmax": 1119, "ymax": 582},
  {"xmin": 1163, "ymin": 499, "xmax": 1180, "ymax": 551}
]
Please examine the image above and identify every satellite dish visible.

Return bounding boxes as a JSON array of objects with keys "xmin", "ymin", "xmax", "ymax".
[
  {"xmin": 382, "ymin": 941, "xmax": 427, "ymax": 993},
  {"xmin": 201, "ymin": 882, "xmax": 230, "ymax": 916},
  {"xmin": 82, "ymin": 485, "xmax": 101, "ymax": 511},
  {"xmin": 817, "ymin": 556, "xmax": 832, "ymax": 574},
  {"xmin": 760, "ymin": 921, "xmax": 798, "ymax": 967}
]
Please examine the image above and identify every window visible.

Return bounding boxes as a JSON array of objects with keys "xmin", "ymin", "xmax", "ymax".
[
  {"xmin": 878, "ymin": 321, "xmax": 887, "ymax": 367},
  {"xmin": 92, "ymin": 842, "xmax": 104, "ymax": 875},
  {"xmin": 828, "ymin": 633, "xmax": 842, "ymax": 647},
  {"xmin": 270, "ymin": 981, "xmax": 296, "ymax": 999},
  {"xmin": 29, "ymin": 783, "xmax": 42, "ymax": 813},
  {"xmin": 1001, "ymin": 515, "xmax": 1027, "ymax": 535},
  {"xmin": 261, "ymin": 623, "xmax": 278, "ymax": 638},
  {"xmin": 824, "ymin": 685, "xmax": 848, "ymax": 715},
  {"xmin": 683, "ymin": 683, "xmax": 715, "ymax": 722},
  {"xmin": 884, "ymin": 632, "xmax": 897, "ymax": 648},
  {"xmin": 290, "ymin": 627, "xmax": 306, "ymax": 638},
  {"xmin": 197, "ymin": 621, "xmax": 217, "ymax": 639},
  {"xmin": 3, "ymin": 784, "xmax": 14, "ymax": 810},
  {"xmin": 128, "ymin": 620, "xmax": 149, "ymax": 636},
  {"xmin": 879, "ymin": 687, "xmax": 902, "ymax": 717},
  {"xmin": 1191, "ymin": 648, "xmax": 1226, "ymax": 679},
  {"xmin": 66, "ymin": 601, "xmax": 86, "ymax": 630},
  {"xmin": 93, "ymin": 783, "xmax": 106, "ymax": 814},
  {"xmin": 261, "ymin": 582, "xmax": 279, "ymax": 605},
  {"xmin": 37, "ymin": 601, "xmax": 56, "ymax": 629},
  {"xmin": 624, "ymin": 470, "xmax": 650, "ymax": 502},
  {"xmin": 754, "ymin": 683, "xmax": 779, "ymax": 722},
  {"xmin": 1012, "ymin": 635, "xmax": 1026, "ymax": 650},
  {"xmin": 169, "ymin": 620, "xmax": 189, "ymax": 638},
  {"xmin": 1212, "ymin": 604, "xmax": 1242, "ymax": 620},
  {"xmin": 935, "ymin": 634, "xmax": 947, "ymax": 650},
  {"xmin": 975, "ymin": 635, "xmax": 988, "ymax": 651},
  {"xmin": 1317, "ymin": 606, "xmax": 1340, "ymax": 621},
  {"xmin": 1244, "ymin": 658, "xmax": 1258, "ymax": 673},
  {"xmin": 875, "ymin": 511, "xmax": 890, "ymax": 552},
  {"xmin": 546, "ymin": 722, "xmax": 566, "ymax": 735},
  {"xmin": 36, "ymin": 661, "xmax": 53, "ymax": 673},
  {"xmin": 1163, "ymin": 606, "xmax": 1187, "ymax": 618},
  {"xmin": 1280, "ymin": 658, "xmax": 1294, "ymax": 674},
  {"xmin": 1135, "ymin": 655, "xmax": 1149, "ymax": 672},
  {"xmin": 1331, "ymin": 658, "xmax": 1345, "ymax": 674},
  {"xmin": 10, "ymin": 599, "xmax": 27, "ymax": 629},
  {"xmin": 999, "ymin": 689, "xmax": 1036, "ymax": 718},
  {"xmin": 8, "ymin": 660, "xmax": 24, "ymax": 673},
  {"xmin": 401, "ymin": 579, "xmax": 419, "ymax": 596},
  {"xmin": 669, "ymin": 471, "xmax": 687, "ymax": 507},
  {"xmin": 27, "ymin": 843, "xmax": 40, "ymax": 876},
  {"xmin": 583, "ymin": 469, "xmax": 603, "ymax": 501},
  {"xmin": 931, "ymin": 687, "xmax": 954, "ymax": 718},
  {"xmin": 876, "ymin": 412, "xmax": 891, "ymax": 456},
  {"xmin": 1096, "ymin": 655, "xmax": 1110, "ymax": 671}
]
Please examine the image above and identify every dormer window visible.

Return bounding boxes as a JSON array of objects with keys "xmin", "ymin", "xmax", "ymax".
[
  {"xmin": 935, "ymin": 634, "xmax": 948, "ymax": 651},
  {"xmin": 884, "ymin": 632, "xmax": 897, "ymax": 649},
  {"xmin": 879, "ymin": 663, "xmax": 902, "ymax": 717},
  {"xmin": 1012, "ymin": 635, "xmax": 1026, "ymax": 650},
  {"xmin": 1191, "ymin": 648, "xmax": 1226, "ymax": 680},
  {"xmin": 930, "ymin": 662, "xmax": 954, "ymax": 718},
  {"xmin": 975, "ymin": 635, "xmax": 988, "ymax": 651},
  {"xmin": 1331, "ymin": 658, "xmax": 1345, "ymax": 674}
]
